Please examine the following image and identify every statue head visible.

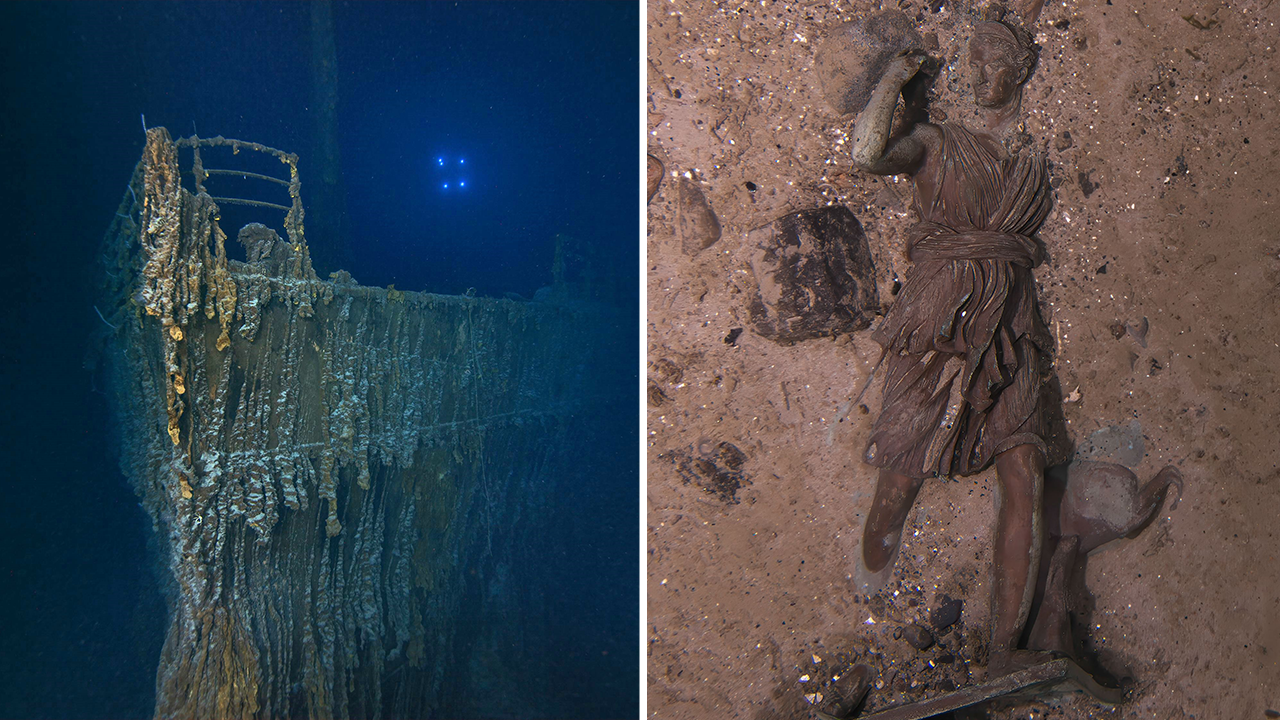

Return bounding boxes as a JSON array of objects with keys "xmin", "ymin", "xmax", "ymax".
[{"xmin": 968, "ymin": 20, "xmax": 1037, "ymax": 108}]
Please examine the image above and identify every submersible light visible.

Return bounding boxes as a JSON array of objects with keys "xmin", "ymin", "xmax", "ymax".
[{"xmin": 434, "ymin": 155, "xmax": 470, "ymax": 191}]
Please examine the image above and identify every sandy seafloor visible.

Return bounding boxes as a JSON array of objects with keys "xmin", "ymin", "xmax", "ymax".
[{"xmin": 646, "ymin": 0, "xmax": 1280, "ymax": 717}]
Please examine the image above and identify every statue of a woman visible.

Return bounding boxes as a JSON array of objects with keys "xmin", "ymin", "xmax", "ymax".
[{"xmin": 850, "ymin": 18, "xmax": 1058, "ymax": 677}]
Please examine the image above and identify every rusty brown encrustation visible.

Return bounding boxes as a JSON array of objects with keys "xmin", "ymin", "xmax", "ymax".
[{"xmin": 97, "ymin": 128, "xmax": 624, "ymax": 720}]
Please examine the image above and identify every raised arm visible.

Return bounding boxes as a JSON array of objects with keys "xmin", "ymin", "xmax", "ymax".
[{"xmin": 850, "ymin": 51, "xmax": 936, "ymax": 176}]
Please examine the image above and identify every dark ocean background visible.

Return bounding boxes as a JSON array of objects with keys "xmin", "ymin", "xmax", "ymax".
[{"xmin": 0, "ymin": 2, "xmax": 638, "ymax": 718}]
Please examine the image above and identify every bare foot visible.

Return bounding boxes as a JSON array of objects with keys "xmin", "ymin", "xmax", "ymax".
[
  {"xmin": 860, "ymin": 470, "xmax": 924, "ymax": 572},
  {"xmin": 852, "ymin": 542, "xmax": 898, "ymax": 595}
]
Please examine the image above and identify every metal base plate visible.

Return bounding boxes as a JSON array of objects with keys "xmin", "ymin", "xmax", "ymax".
[{"xmin": 853, "ymin": 659, "xmax": 1125, "ymax": 720}]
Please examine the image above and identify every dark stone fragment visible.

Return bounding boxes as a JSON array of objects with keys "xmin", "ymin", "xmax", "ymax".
[
  {"xmin": 724, "ymin": 327, "xmax": 743, "ymax": 346},
  {"xmin": 1078, "ymin": 169, "xmax": 1099, "ymax": 198},
  {"xmin": 746, "ymin": 206, "xmax": 879, "ymax": 345},
  {"xmin": 936, "ymin": 652, "xmax": 955, "ymax": 664},
  {"xmin": 930, "ymin": 595, "xmax": 963, "ymax": 630},
  {"xmin": 902, "ymin": 623, "xmax": 934, "ymax": 651},
  {"xmin": 663, "ymin": 447, "xmax": 750, "ymax": 504},
  {"xmin": 650, "ymin": 357, "xmax": 683, "ymax": 384},
  {"xmin": 647, "ymin": 381, "xmax": 667, "ymax": 407},
  {"xmin": 869, "ymin": 595, "xmax": 887, "ymax": 619},
  {"xmin": 677, "ymin": 178, "xmax": 721, "ymax": 256},
  {"xmin": 715, "ymin": 442, "xmax": 747, "ymax": 471},
  {"xmin": 815, "ymin": 11, "xmax": 924, "ymax": 115},
  {"xmin": 816, "ymin": 664, "xmax": 873, "ymax": 719},
  {"xmin": 938, "ymin": 678, "xmax": 957, "ymax": 692}
]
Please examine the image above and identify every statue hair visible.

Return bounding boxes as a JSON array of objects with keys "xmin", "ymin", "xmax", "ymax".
[{"xmin": 973, "ymin": 7, "xmax": 1039, "ymax": 79}]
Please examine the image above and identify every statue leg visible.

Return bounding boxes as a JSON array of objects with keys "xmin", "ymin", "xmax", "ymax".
[
  {"xmin": 861, "ymin": 469, "xmax": 925, "ymax": 573},
  {"xmin": 1026, "ymin": 533, "xmax": 1079, "ymax": 657},
  {"xmin": 987, "ymin": 443, "xmax": 1051, "ymax": 676}
]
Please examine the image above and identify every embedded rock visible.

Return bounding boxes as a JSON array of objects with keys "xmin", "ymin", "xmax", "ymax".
[
  {"xmin": 745, "ymin": 206, "xmax": 878, "ymax": 344},
  {"xmin": 677, "ymin": 178, "xmax": 721, "ymax": 255},
  {"xmin": 903, "ymin": 623, "xmax": 935, "ymax": 651},
  {"xmin": 815, "ymin": 10, "xmax": 924, "ymax": 116},
  {"xmin": 930, "ymin": 595, "xmax": 963, "ymax": 631},
  {"xmin": 648, "ymin": 154, "xmax": 665, "ymax": 203}
]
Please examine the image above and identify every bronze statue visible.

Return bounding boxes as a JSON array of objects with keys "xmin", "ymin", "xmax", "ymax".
[{"xmin": 850, "ymin": 18, "xmax": 1059, "ymax": 677}]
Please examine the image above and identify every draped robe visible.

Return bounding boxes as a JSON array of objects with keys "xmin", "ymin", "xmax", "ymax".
[{"xmin": 865, "ymin": 122, "xmax": 1055, "ymax": 478}]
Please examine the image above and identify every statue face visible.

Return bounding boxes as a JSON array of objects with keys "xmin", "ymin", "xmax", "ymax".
[{"xmin": 968, "ymin": 41, "xmax": 1023, "ymax": 108}]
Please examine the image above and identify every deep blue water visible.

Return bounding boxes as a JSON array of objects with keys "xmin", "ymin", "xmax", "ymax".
[{"xmin": 0, "ymin": 2, "xmax": 638, "ymax": 718}]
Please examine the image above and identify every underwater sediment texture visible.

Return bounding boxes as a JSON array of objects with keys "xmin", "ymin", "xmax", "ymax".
[{"xmin": 98, "ymin": 128, "xmax": 615, "ymax": 719}]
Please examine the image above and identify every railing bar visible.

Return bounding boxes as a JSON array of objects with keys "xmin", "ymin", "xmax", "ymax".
[
  {"xmin": 175, "ymin": 135, "xmax": 297, "ymax": 165},
  {"xmin": 202, "ymin": 168, "xmax": 291, "ymax": 186},
  {"xmin": 209, "ymin": 196, "xmax": 292, "ymax": 212}
]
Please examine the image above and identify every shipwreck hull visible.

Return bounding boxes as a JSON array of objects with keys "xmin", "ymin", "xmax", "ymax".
[{"xmin": 96, "ymin": 128, "xmax": 625, "ymax": 718}]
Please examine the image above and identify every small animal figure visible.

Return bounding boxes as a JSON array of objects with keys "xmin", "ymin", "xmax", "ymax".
[
  {"xmin": 1049, "ymin": 461, "xmax": 1183, "ymax": 553},
  {"xmin": 1027, "ymin": 460, "xmax": 1183, "ymax": 670}
]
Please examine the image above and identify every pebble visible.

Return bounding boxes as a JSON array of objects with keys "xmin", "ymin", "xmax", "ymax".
[
  {"xmin": 930, "ymin": 595, "xmax": 963, "ymax": 631},
  {"xmin": 902, "ymin": 623, "xmax": 934, "ymax": 651},
  {"xmin": 814, "ymin": 10, "xmax": 923, "ymax": 115},
  {"xmin": 676, "ymin": 178, "xmax": 721, "ymax": 256},
  {"xmin": 647, "ymin": 155, "xmax": 664, "ymax": 203}
]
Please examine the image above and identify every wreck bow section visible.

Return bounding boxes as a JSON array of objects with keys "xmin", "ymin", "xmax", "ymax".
[{"xmin": 96, "ymin": 128, "xmax": 623, "ymax": 718}]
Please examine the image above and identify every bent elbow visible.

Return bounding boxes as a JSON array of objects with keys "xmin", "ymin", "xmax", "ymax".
[{"xmin": 850, "ymin": 147, "xmax": 875, "ymax": 171}]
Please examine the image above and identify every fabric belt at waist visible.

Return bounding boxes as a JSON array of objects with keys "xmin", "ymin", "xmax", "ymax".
[{"xmin": 906, "ymin": 222, "xmax": 1043, "ymax": 268}]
